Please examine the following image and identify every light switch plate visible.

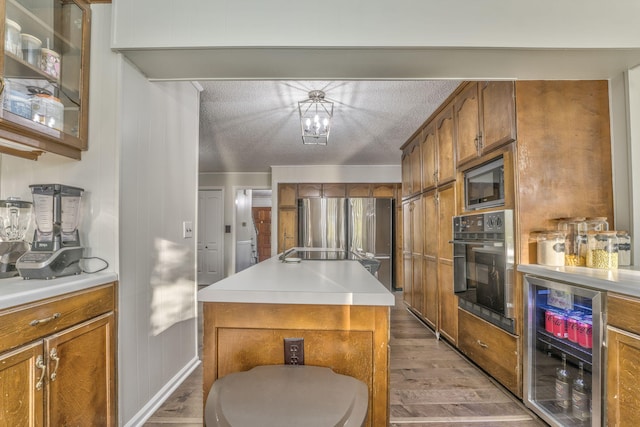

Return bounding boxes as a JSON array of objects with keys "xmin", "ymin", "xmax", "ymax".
[{"xmin": 183, "ymin": 221, "xmax": 193, "ymax": 238}]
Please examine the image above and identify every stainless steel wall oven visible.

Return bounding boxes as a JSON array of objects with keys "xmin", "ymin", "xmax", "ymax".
[{"xmin": 452, "ymin": 210, "xmax": 515, "ymax": 333}]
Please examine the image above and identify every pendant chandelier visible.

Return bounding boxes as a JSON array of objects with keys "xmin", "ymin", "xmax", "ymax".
[{"xmin": 298, "ymin": 90, "xmax": 333, "ymax": 145}]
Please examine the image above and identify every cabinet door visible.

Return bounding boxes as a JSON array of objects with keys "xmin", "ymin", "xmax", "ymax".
[
  {"xmin": 480, "ymin": 81, "xmax": 516, "ymax": 153},
  {"xmin": 423, "ymin": 256, "xmax": 438, "ymax": 330},
  {"xmin": 372, "ymin": 183, "xmax": 396, "ymax": 198},
  {"xmin": 403, "ymin": 254, "xmax": 412, "ymax": 306},
  {"xmin": 278, "ymin": 209, "xmax": 297, "ymax": 253},
  {"xmin": 412, "ymin": 254, "xmax": 423, "ymax": 315},
  {"xmin": 607, "ymin": 326, "xmax": 640, "ymax": 426},
  {"xmin": 436, "ymin": 106, "xmax": 455, "ymax": 185},
  {"xmin": 297, "ymin": 183, "xmax": 322, "ymax": 198},
  {"xmin": 401, "ymin": 151, "xmax": 412, "ymax": 198},
  {"xmin": 411, "ymin": 198, "xmax": 423, "ymax": 255},
  {"xmin": 278, "ymin": 184, "xmax": 297, "ymax": 208},
  {"xmin": 423, "ymin": 191, "xmax": 437, "ymax": 258},
  {"xmin": 322, "ymin": 183, "xmax": 346, "ymax": 198},
  {"xmin": 437, "ymin": 184, "xmax": 457, "ymax": 343},
  {"xmin": 1, "ymin": 0, "xmax": 91, "ymax": 159},
  {"xmin": 455, "ymin": 83, "xmax": 481, "ymax": 167},
  {"xmin": 410, "ymin": 141, "xmax": 421, "ymax": 196},
  {"xmin": 45, "ymin": 313, "xmax": 115, "ymax": 427},
  {"xmin": 421, "ymin": 123, "xmax": 437, "ymax": 191},
  {"xmin": 347, "ymin": 183, "xmax": 371, "ymax": 198},
  {"xmin": 0, "ymin": 341, "xmax": 45, "ymax": 427}
]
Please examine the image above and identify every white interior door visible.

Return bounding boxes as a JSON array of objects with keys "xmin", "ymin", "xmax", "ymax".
[{"xmin": 198, "ymin": 189, "xmax": 224, "ymax": 285}]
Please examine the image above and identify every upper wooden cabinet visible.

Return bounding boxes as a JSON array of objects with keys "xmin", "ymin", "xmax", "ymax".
[
  {"xmin": 1, "ymin": 0, "xmax": 91, "ymax": 160},
  {"xmin": 435, "ymin": 105, "xmax": 455, "ymax": 185},
  {"xmin": 480, "ymin": 81, "xmax": 517, "ymax": 153},
  {"xmin": 322, "ymin": 183, "xmax": 346, "ymax": 198},
  {"xmin": 278, "ymin": 184, "xmax": 297, "ymax": 208},
  {"xmin": 401, "ymin": 132, "xmax": 422, "ymax": 198},
  {"xmin": 297, "ymin": 183, "xmax": 322, "ymax": 198},
  {"xmin": 455, "ymin": 81, "xmax": 516, "ymax": 167},
  {"xmin": 454, "ymin": 83, "xmax": 481, "ymax": 166},
  {"xmin": 421, "ymin": 122, "xmax": 437, "ymax": 191}
]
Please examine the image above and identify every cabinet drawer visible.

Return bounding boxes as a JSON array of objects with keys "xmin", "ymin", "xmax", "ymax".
[
  {"xmin": 0, "ymin": 283, "xmax": 115, "ymax": 354},
  {"xmin": 608, "ymin": 293, "xmax": 640, "ymax": 336},
  {"xmin": 458, "ymin": 308, "xmax": 519, "ymax": 395}
]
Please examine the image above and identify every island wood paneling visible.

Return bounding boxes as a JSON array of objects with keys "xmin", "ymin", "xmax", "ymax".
[{"xmin": 203, "ymin": 302, "xmax": 390, "ymax": 427}]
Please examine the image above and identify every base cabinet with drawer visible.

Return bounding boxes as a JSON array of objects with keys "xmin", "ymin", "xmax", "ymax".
[
  {"xmin": 0, "ymin": 282, "xmax": 116, "ymax": 426},
  {"xmin": 457, "ymin": 308, "xmax": 520, "ymax": 397},
  {"xmin": 606, "ymin": 293, "xmax": 640, "ymax": 426}
]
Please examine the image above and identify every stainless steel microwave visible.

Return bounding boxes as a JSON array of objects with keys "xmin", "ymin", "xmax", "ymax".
[{"xmin": 464, "ymin": 156, "xmax": 505, "ymax": 210}]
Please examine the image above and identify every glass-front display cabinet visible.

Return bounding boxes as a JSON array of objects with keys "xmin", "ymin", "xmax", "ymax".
[{"xmin": 1, "ymin": 0, "xmax": 90, "ymax": 160}]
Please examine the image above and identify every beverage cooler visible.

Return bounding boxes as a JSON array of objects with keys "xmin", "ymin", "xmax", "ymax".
[{"xmin": 523, "ymin": 275, "xmax": 604, "ymax": 427}]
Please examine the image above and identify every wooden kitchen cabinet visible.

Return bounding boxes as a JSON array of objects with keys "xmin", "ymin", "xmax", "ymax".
[
  {"xmin": 0, "ymin": 0, "xmax": 92, "ymax": 160},
  {"xmin": 203, "ymin": 301, "xmax": 390, "ymax": 427},
  {"xmin": 0, "ymin": 282, "xmax": 116, "ymax": 426},
  {"xmin": 322, "ymin": 183, "xmax": 346, "ymax": 197},
  {"xmin": 435, "ymin": 105, "xmax": 456, "ymax": 185},
  {"xmin": 278, "ymin": 183, "xmax": 297, "ymax": 208},
  {"xmin": 455, "ymin": 81, "xmax": 516, "ymax": 168},
  {"xmin": 454, "ymin": 83, "xmax": 481, "ymax": 167},
  {"xmin": 421, "ymin": 122, "xmax": 437, "ymax": 191},
  {"xmin": 372, "ymin": 183, "xmax": 396, "ymax": 198},
  {"xmin": 402, "ymin": 198, "xmax": 422, "ymax": 308},
  {"xmin": 606, "ymin": 293, "xmax": 640, "ymax": 426},
  {"xmin": 347, "ymin": 183, "xmax": 372, "ymax": 197},
  {"xmin": 401, "ymin": 132, "xmax": 421, "ymax": 198},
  {"xmin": 297, "ymin": 183, "xmax": 322, "ymax": 198},
  {"xmin": 422, "ymin": 191, "xmax": 437, "ymax": 328},
  {"xmin": 277, "ymin": 208, "xmax": 297, "ymax": 253},
  {"xmin": 458, "ymin": 309, "xmax": 519, "ymax": 397},
  {"xmin": 436, "ymin": 183, "xmax": 457, "ymax": 344}
]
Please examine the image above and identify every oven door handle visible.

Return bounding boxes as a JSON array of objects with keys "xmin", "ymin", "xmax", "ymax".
[
  {"xmin": 449, "ymin": 240, "xmax": 504, "ymax": 247},
  {"xmin": 471, "ymin": 246, "xmax": 505, "ymax": 255}
]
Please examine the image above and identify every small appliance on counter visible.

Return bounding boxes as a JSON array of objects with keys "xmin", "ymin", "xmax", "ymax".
[
  {"xmin": 16, "ymin": 184, "xmax": 84, "ymax": 280},
  {"xmin": 0, "ymin": 198, "xmax": 32, "ymax": 278}
]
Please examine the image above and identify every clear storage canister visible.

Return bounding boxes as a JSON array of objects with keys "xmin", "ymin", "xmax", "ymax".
[
  {"xmin": 586, "ymin": 231, "xmax": 618, "ymax": 269},
  {"xmin": 537, "ymin": 231, "xmax": 566, "ymax": 266},
  {"xmin": 556, "ymin": 217, "xmax": 586, "ymax": 266},
  {"xmin": 617, "ymin": 231, "xmax": 631, "ymax": 266}
]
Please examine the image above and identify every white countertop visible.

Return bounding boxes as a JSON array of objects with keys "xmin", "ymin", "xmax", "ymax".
[
  {"xmin": 0, "ymin": 271, "xmax": 118, "ymax": 310},
  {"xmin": 198, "ymin": 253, "xmax": 395, "ymax": 306},
  {"xmin": 518, "ymin": 264, "xmax": 640, "ymax": 298}
]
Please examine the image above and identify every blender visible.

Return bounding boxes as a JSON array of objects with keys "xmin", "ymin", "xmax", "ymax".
[
  {"xmin": 16, "ymin": 184, "xmax": 84, "ymax": 279},
  {"xmin": 0, "ymin": 198, "xmax": 32, "ymax": 278}
]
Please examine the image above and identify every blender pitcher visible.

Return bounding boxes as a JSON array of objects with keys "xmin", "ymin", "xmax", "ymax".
[
  {"xmin": 16, "ymin": 184, "xmax": 84, "ymax": 280},
  {"xmin": 0, "ymin": 198, "xmax": 32, "ymax": 277}
]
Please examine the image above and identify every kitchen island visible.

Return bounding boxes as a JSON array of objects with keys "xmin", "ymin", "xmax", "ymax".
[{"xmin": 198, "ymin": 250, "xmax": 395, "ymax": 427}]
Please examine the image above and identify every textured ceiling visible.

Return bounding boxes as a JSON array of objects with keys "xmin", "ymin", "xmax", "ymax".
[{"xmin": 198, "ymin": 80, "xmax": 461, "ymax": 173}]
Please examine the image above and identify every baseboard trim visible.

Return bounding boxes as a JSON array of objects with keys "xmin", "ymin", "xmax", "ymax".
[{"xmin": 123, "ymin": 357, "xmax": 201, "ymax": 427}]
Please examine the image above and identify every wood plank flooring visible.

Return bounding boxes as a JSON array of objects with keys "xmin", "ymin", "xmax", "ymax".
[{"xmin": 144, "ymin": 292, "xmax": 546, "ymax": 426}]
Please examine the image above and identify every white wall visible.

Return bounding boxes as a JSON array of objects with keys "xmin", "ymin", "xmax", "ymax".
[
  {"xmin": 118, "ymin": 67, "xmax": 201, "ymax": 425},
  {"xmin": 628, "ymin": 66, "xmax": 640, "ymax": 261}
]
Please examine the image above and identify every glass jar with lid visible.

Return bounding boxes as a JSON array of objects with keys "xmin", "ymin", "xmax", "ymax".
[
  {"xmin": 586, "ymin": 231, "xmax": 619, "ymax": 269},
  {"xmin": 537, "ymin": 231, "xmax": 566, "ymax": 266},
  {"xmin": 555, "ymin": 217, "xmax": 586, "ymax": 266},
  {"xmin": 617, "ymin": 231, "xmax": 631, "ymax": 266}
]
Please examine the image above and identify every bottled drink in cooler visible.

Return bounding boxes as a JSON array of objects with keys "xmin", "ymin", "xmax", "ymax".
[
  {"xmin": 572, "ymin": 361, "xmax": 591, "ymax": 420},
  {"xmin": 555, "ymin": 353, "xmax": 571, "ymax": 410}
]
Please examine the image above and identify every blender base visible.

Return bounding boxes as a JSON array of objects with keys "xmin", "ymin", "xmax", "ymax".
[
  {"xmin": 0, "ymin": 241, "xmax": 30, "ymax": 278},
  {"xmin": 16, "ymin": 247, "xmax": 84, "ymax": 280}
]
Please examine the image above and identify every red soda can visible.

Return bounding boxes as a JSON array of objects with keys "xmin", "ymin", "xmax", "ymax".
[
  {"xmin": 545, "ymin": 310, "xmax": 555, "ymax": 334},
  {"xmin": 553, "ymin": 312, "xmax": 567, "ymax": 339},
  {"xmin": 578, "ymin": 316, "xmax": 593, "ymax": 348},
  {"xmin": 567, "ymin": 311, "xmax": 583, "ymax": 343}
]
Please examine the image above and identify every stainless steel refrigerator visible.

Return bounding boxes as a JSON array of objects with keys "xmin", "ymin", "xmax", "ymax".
[
  {"xmin": 298, "ymin": 198, "xmax": 348, "ymax": 250},
  {"xmin": 298, "ymin": 197, "xmax": 394, "ymax": 289},
  {"xmin": 348, "ymin": 198, "xmax": 394, "ymax": 289}
]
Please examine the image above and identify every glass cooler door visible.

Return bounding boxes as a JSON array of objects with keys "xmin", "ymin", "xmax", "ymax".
[{"xmin": 523, "ymin": 275, "xmax": 603, "ymax": 427}]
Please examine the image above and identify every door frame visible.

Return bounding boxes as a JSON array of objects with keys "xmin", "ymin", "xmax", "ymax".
[{"xmin": 231, "ymin": 185, "xmax": 272, "ymax": 273}]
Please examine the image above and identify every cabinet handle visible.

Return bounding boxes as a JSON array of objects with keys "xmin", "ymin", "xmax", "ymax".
[
  {"xmin": 49, "ymin": 348, "xmax": 60, "ymax": 381},
  {"xmin": 29, "ymin": 313, "xmax": 62, "ymax": 326},
  {"xmin": 35, "ymin": 355, "xmax": 46, "ymax": 390},
  {"xmin": 477, "ymin": 339, "xmax": 489, "ymax": 349},
  {"xmin": 30, "ymin": 312, "xmax": 61, "ymax": 326}
]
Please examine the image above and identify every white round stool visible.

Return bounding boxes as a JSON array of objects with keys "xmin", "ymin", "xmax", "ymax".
[{"xmin": 205, "ymin": 365, "xmax": 368, "ymax": 427}]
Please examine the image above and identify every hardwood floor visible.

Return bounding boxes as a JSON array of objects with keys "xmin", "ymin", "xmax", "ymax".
[{"xmin": 144, "ymin": 292, "xmax": 545, "ymax": 426}]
